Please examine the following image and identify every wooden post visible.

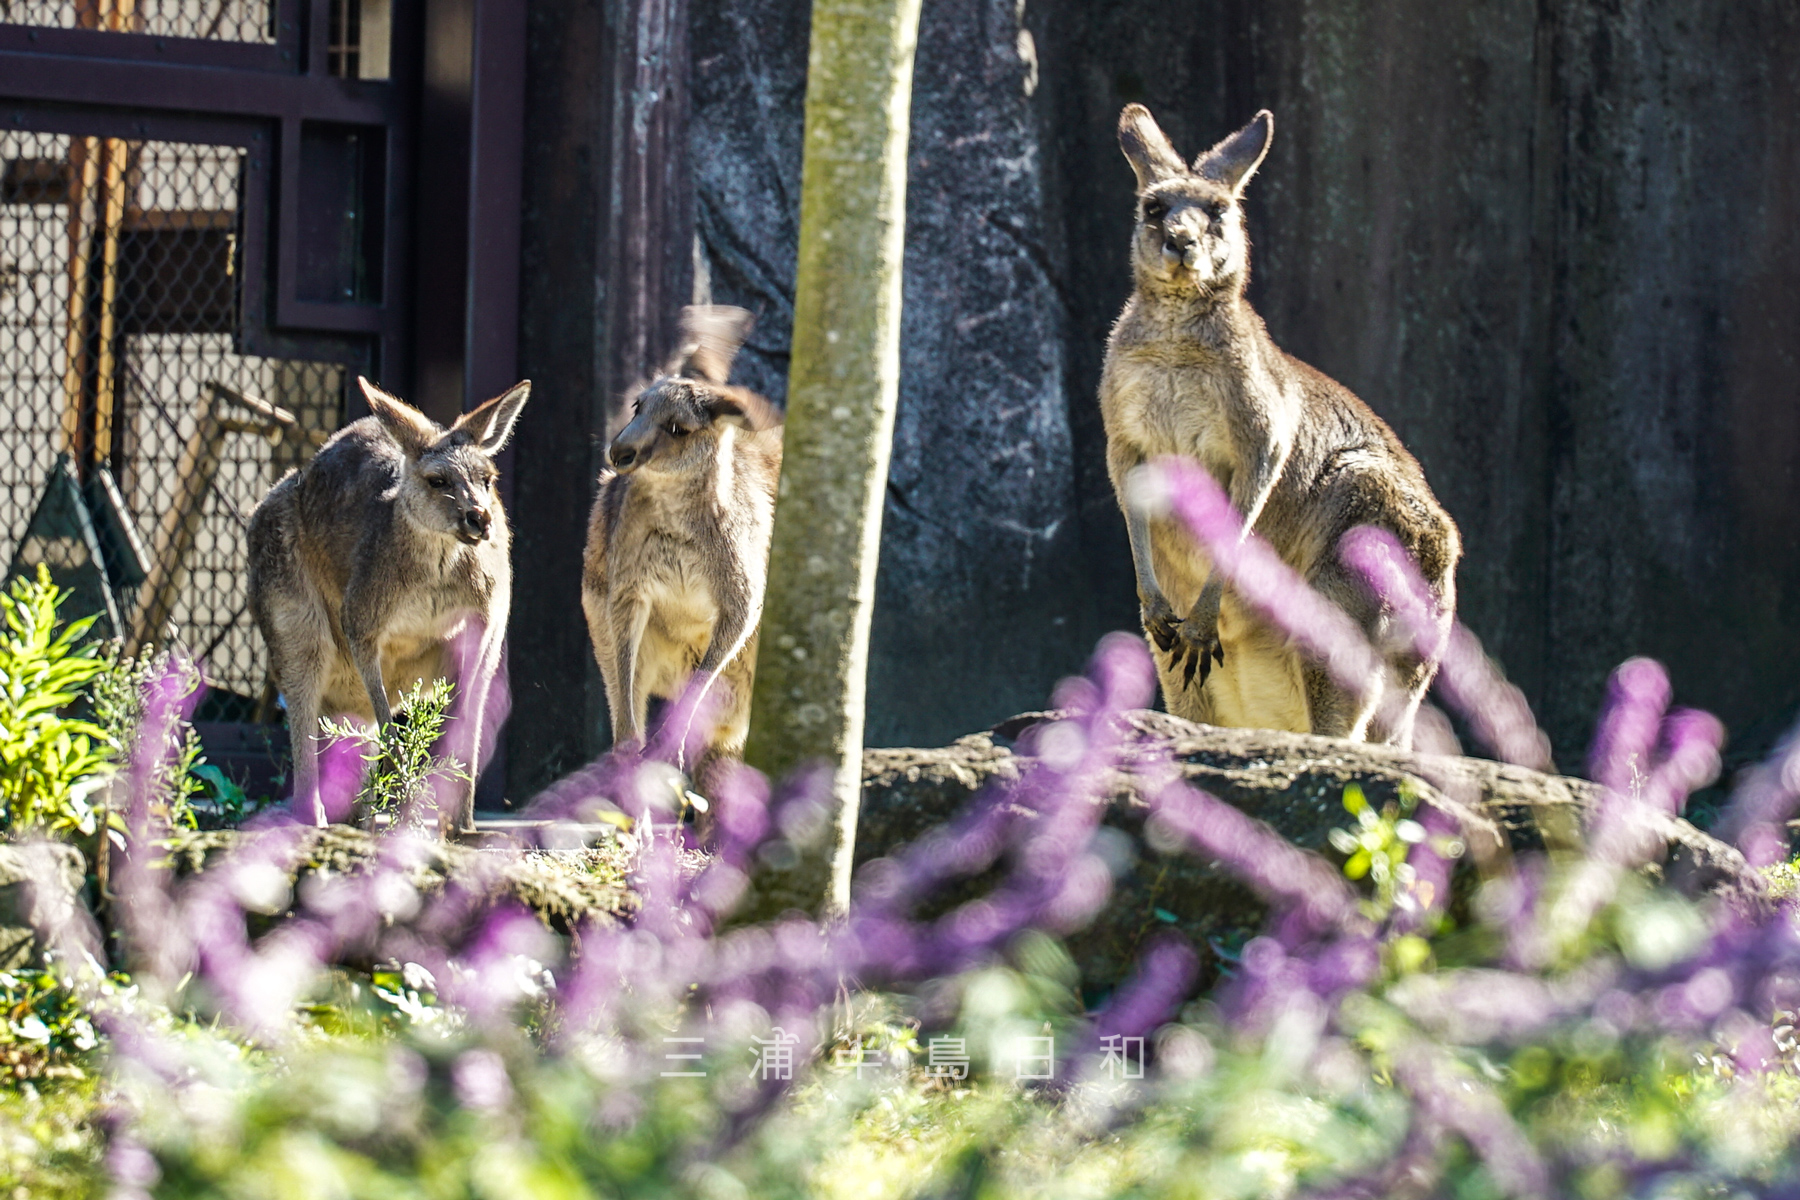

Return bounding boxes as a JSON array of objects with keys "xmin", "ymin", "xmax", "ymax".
[
  {"xmin": 62, "ymin": 1, "xmax": 141, "ymax": 476},
  {"xmin": 599, "ymin": 0, "xmax": 694, "ymax": 430}
]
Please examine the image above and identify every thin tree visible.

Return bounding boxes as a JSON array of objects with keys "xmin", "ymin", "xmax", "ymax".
[{"xmin": 737, "ymin": 0, "xmax": 922, "ymax": 920}]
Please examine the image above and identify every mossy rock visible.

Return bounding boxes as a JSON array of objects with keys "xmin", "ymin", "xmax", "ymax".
[
  {"xmin": 854, "ymin": 710, "xmax": 1764, "ymax": 994},
  {"xmin": 157, "ymin": 825, "xmax": 634, "ymax": 949}
]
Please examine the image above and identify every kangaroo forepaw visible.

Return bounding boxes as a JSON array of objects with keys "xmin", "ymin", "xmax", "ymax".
[
  {"xmin": 1150, "ymin": 619, "xmax": 1180, "ymax": 654},
  {"xmin": 1141, "ymin": 598, "xmax": 1181, "ymax": 654},
  {"xmin": 1173, "ymin": 618, "xmax": 1225, "ymax": 688}
]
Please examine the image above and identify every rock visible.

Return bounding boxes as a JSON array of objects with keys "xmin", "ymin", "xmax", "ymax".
[
  {"xmin": 143, "ymin": 714, "xmax": 1761, "ymax": 996},
  {"xmin": 158, "ymin": 826, "xmax": 634, "ymax": 950},
  {"xmin": 0, "ymin": 842, "xmax": 87, "ymax": 971},
  {"xmin": 854, "ymin": 710, "xmax": 1764, "ymax": 992}
]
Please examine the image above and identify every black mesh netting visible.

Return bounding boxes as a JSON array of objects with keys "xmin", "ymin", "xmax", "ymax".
[
  {"xmin": 0, "ymin": 0, "xmax": 277, "ymax": 44},
  {"xmin": 1, "ymin": 131, "xmax": 349, "ymax": 720}
]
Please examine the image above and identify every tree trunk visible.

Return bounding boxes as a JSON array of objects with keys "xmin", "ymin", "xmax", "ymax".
[{"xmin": 737, "ymin": 0, "xmax": 923, "ymax": 920}]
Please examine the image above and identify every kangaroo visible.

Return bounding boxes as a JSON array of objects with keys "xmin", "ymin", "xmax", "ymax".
[
  {"xmin": 1100, "ymin": 105, "xmax": 1459, "ymax": 746},
  {"xmin": 583, "ymin": 307, "xmax": 782, "ymax": 780},
  {"xmin": 247, "ymin": 377, "xmax": 530, "ymax": 831}
]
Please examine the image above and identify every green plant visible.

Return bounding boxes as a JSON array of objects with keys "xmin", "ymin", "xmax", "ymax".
[
  {"xmin": 1329, "ymin": 783, "xmax": 1470, "ymax": 977},
  {"xmin": 0, "ymin": 967, "xmax": 103, "ymax": 1082},
  {"xmin": 1763, "ymin": 855, "xmax": 1800, "ymax": 901},
  {"xmin": 321, "ymin": 679, "xmax": 469, "ymax": 828},
  {"xmin": 0, "ymin": 567, "xmax": 113, "ymax": 837},
  {"xmin": 191, "ymin": 763, "xmax": 244, "ymax": 813},
  {"xmin": 0, "ymin": 1072, "xmax": 101, "ymax": 1199},
  {"xmin": 1328, "ymin": 783, "xmax": 1429, "ymax": 913},
  {"xmin": 89, "ymin": 642, "xmax": 207, "ymax": 831}
]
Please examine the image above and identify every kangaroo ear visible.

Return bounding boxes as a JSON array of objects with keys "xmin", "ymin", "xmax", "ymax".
[
  {"xmin": 359, "ymin": 377, "xmax": 438, "ymax": 455},
  {"xmin": 705, "ymin": 394, "xmax": 750, "ymax": 428},
  {"xmin": 702, "ymin": 390, "xmax": 773, "ymax": 431},
  {"xmin": 1195, "ymin": 109, "xmax": 1273, "ymax": 195},
  {"xmin": 1118, "ymin": 104, "xmax": 1187, "ymax": 191},
  {"xmin": 453, "ymin": 380, "xmax": 532, "ymax": 453},
  {"xmin": 665, "ymin": 305, "xmax": 755, "ymax": 385}
]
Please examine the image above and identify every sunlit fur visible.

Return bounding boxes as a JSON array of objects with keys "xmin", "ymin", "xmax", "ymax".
[
  {"xmin": 1101, "ymin": 105, "xmax": 1460, "ymax": 747},
  {"xmin": 247, "ymin": 377, "xmax": 529, "ymax": 830},
  {"xmin": 582, "ymin": 307, "xmax": 783, "ymax": 784}
]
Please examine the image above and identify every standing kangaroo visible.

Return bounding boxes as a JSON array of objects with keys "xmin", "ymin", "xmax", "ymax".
[
  {"xmin": 248, "ymin": 377, "xmax": 529, "ymax": 830},
  {"xmin": 1100, "ymin": 105, "xmax": 1459, "ymax": 746},
  {"xmin": 583, "ymin": 307, "xmax": 782, "ymax": 778}
]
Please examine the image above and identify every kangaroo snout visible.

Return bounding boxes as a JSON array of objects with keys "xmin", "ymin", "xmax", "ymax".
[
  {"xmin": 1163, "ymin": 229, "xmax": 1201, "ymax": 270},
  {"xmin": 609, "ymin": 440, "xmax": 641, "ymax": 472},
  {"xmin": 459, "ymin": 505, "xmax": 491, "ymax": 542}
]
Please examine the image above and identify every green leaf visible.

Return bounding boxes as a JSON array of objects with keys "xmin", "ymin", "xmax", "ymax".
[
  {"xmin": 0, "ymin": 567, "xmax": 128, "ymax": 834},
  {"xmin": 193, "ymin": 764, "xmax": 248, "ymax": 808}
]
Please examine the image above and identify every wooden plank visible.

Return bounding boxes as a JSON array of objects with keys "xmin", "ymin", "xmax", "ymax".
[
  {"xmin": 599, "ymin": 0, "xmax": 694, "ymax": 429},
  {"xmin": 506, "ymin": 0, "xmax": 610, "ymax": 798},
  {"xmin": 128, "ymin": 384, "xmax": 317, "ymax": 655}
]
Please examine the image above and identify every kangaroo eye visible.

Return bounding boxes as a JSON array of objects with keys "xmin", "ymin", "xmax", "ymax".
[
  {"xmin": 1142, "ymin": 200, "xmax": 1166, "ymax": 222},
  {"xmin": 425, "ymin": 474, "xmax": 450, "ymax": 489},
  {"xmin": 666, "ymin": 423, "xmax": 688, "ymax": 438}
]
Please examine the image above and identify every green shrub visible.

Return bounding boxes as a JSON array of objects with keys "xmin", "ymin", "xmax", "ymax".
[
  {"xmin": 0, "ymin": 567, "xmax": 113, "ymax": 837},
  {"xmin": 0, "ymin": 967, "xmax": 104, "ymax": 1082},
  {"xmin": 88, "ymin": 643, "xmax": 209, "ymax": 831}
]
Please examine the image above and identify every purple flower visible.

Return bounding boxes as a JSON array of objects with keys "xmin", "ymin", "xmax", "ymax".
[
  {"xmin": 1391, "ymin": 1040, "xmax": 1549, "ymax": 1197},
  {"xmin": 1340, "ymin": 525, "xmax": 1551, "ymax": 770},
  {"xmin": 452, "ymin": 1048, "xmax": 514, "ymax": 1111},
  {"xmin": 1717, "ymin": 716, "xmax": 1800, "ymax": 868}
]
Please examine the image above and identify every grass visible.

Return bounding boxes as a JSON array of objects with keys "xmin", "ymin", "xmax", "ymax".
[{"xmin": 0, "ymin": 1077, "xmax": 101, "ymax": 1200}]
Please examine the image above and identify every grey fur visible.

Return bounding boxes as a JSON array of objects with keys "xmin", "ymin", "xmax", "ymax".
[
  {"xmin": 247, "ymin": 377, "xmax": 530, "ymax": 830},
  {"xmin": 1101, "ymin": 105, "xmax": 1460, "ymax": 747},
  {"xmin": 582, "ymin": 306, "xmax": 783, "ymax": 777}
]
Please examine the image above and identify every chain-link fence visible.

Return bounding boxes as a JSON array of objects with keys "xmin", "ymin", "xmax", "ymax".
[
  {"xmin": 0, "ymin": 0, "xmax": 277, "ymax": 43},
  {"xmin": 1, "ymin": 2, "xmax": 393, "ymax": 78},
  {"xmin": 1, "ymin": 129, "xmax": 350, "ymax": 720}
]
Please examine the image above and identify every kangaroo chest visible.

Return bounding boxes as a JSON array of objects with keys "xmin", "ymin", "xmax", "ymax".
[
  {"xmin": 618, "ymin": 489, "xmax": 729, "ymax": 633},
  {"xmin": 641, "ymin": 538, "xmax": 720, "ymax": 631},
  {"xmin": 1112, "ymin": 351, "xmax": 1241, "ymax": 480},
  {"xmin": 378, "ymin": 542, "xmax": 497, "ymax": 645}
]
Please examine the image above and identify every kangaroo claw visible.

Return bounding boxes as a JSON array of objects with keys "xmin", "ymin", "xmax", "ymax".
[
  {"xmin": 1170, "ymin": 617, "xmax": 1224, "ymax": 690},
  {"xmin": 1142, "ymin": 599, "xmax": 1182, "ymax": 654}
]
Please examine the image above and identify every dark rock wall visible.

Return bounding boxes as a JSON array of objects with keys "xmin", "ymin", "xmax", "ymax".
[
  {"xmin": 1533, "ymin": 3, "xmax": 1800, "ymax": 765},
  {"xmin": 514, "ymin": 0, "xmax": 1800, "ymax": 787},
  {"xmin": 692, "ymin": 0, "xmax": 1098, "ymax": 747}
]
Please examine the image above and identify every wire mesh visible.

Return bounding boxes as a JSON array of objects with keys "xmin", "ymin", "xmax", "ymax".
[
  {"xmin": 0, "ymin": 0, "xmax": 277, "ymax": 43},
  {"xmin": 1, "ymin": 129, "xmax": 350, "ymax": 720}
]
